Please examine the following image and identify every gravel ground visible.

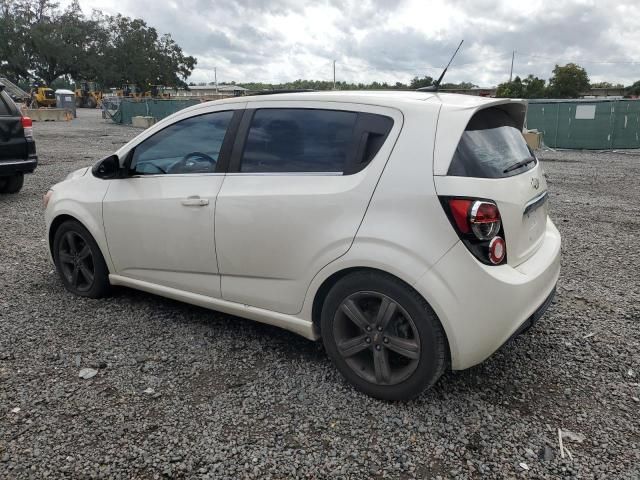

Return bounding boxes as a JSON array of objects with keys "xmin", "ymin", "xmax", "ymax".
[{"xmin": 1, "ymin": 109, "xmax": 638, "ymax": 479}]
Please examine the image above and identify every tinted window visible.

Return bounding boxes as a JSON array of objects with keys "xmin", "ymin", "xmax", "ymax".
[
  {"xmin": 448, "ymin": 107, "xmax": 535, "ymax": 178},
  {"xmin": 240, "ymin": 109, "xmax": 358, "ymax": 173},
  {"xmin": 130, "ymin": 111, "xmax": 233, "ymax": 175}
]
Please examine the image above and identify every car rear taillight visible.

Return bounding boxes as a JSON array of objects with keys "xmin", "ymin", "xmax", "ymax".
[
  {"xmin": 470, "ymin": 201, "xmax": 501, "ymax": 240},
  {"xmin": 440, "ymin": 197, "xmax": 507, "ymax": 265},
  {"xmin": 21, "ymin": 117, "xmax": 33, "ymax": 138}
]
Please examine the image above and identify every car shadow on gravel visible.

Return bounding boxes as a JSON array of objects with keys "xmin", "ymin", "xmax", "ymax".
[{"xmin": 107, "ymin": 285, "xmax": 326, "ymax": 363}]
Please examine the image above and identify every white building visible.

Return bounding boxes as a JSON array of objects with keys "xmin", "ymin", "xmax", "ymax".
[{"xmin": 172, "ymin": 84, "xmax": 249, "ymax": 98}]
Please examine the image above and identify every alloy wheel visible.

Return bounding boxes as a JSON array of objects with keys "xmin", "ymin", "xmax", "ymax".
[
  {"xmin": 58, "ymin": 231, "xmax": 95, "ymax": 292},
  {"xmin": 333, "ymin": 291, "xmax": 421, "ymax": 386}
]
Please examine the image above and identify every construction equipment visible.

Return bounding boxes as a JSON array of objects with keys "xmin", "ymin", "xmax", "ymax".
[
  {"xmin": 75, "ymin": 81, "xmax": 102, "ymax": 108},
  {"xmin": 116, "ymin": 84, "xmax": 142, "ymax": 99},
  {"xmin": 143, "ymin": 85, "xmax": 171, "ymax": 99},
  {"xmin": 29, "ymin": 84, "xmax": 56, "ymax": 108}
]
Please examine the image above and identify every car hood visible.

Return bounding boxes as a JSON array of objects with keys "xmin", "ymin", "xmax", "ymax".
[{"xmin": 65, "ymin": 166, "xmax": 90, "ymax": 180}]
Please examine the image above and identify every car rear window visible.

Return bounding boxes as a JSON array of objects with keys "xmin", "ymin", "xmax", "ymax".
[
  {"xmin": 447, "ymin": 107, "xmax": 535, "ymax": 178},
  {"xmin": 0, "ymin": 91, "xmax": 15, "ymax": 116}
]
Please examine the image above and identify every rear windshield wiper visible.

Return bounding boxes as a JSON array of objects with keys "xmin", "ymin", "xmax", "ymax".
[{"xmin": 503, "ymin": 157, "xmax": 536, "ymax": 174}]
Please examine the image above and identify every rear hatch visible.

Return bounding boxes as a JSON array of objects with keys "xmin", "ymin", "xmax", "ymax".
[
  {"xmin": 0, "ymin": 89, "xmax": 28, "ymax": 161},
  {"xmin": 433, "ymin": 104, "xmax": 548, "ymax": 267}
]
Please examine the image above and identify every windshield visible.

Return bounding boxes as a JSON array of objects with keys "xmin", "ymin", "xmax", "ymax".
[{"xmin": 448, "ymin": 107, "xmax": 535, "ymax": 179}]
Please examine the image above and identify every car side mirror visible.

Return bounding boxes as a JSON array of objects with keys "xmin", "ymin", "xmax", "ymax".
[{"xmin": 92, "ymin": 154, "xmax": 121, "ymax": 179}]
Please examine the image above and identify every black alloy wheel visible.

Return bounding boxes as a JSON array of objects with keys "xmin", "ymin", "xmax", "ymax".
[
  {"xmin": 321, "ymin": 271, "xmax": 447, "ymax": 400},
  {"xmin": 52, "ymin": 220, "xmax": 110, "ymax": 298},
  {"xmin": 58, "ymin": 231, "xmax": 95, "ymax": 293},
  {"xmin": 333, "ymin": 291, "xmax": 421, "ymax": 385}
]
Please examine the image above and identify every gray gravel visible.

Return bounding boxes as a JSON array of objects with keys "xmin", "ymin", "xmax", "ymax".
[{"xmin": 1, "ymin": 109, "xmax": 639, "ymax": 479}]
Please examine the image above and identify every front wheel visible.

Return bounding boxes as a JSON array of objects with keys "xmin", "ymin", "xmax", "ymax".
[
  {"xmin": 52, "ymin": 220, "xmax": 111, "ymax": 298},
  {"xmin": 321, "ymin": 271, "xmax": 448, "ymax": 400}
]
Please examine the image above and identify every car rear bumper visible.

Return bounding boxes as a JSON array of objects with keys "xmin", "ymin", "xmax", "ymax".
[
  {"xmin": 0, "ymin": 158, "xmax": 37, "ymax": 176},
  {"xmin": 415, "ymin": 217, "xmax": 561, "ymax": 370}
]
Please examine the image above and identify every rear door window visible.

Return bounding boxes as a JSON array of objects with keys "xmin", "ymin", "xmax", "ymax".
[
  {"xmin": 240, "ymin": 109, "xmax": 358, "ymax": 173},
  {"xmin": 448, "ymin": 107, "xmax": 535, "ymax": 178}
]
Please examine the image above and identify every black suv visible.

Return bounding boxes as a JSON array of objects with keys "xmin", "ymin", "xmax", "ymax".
[{"xmin": 0, "ymin": 82, "xmax": 37, "ymax": 194}]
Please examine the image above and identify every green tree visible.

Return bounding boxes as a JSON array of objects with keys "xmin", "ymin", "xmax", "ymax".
[
  {"xmin": 547, "ymin": 63, "xmax": 590, "ymax": 98},
  {"xmin": 591, "ymin": 81, "xmax": 623, "ymax": 88},
  {"xmin": 409, "ymin": 75, "xmax": 433, "ymax": 89},
  {"xmin": 440, "ymin": 81, "xmax": 477, "ymax": 89},
  {"xmin": 29, "ymin": 2, "xmax": 107, "ymax": 85},
  {"xmin": 0, "ymin": 0, "xmax": 50, "ymax": 82},
  {"xmin": 0, "ymin": 0, "xmax": 196, "ymax": 89},
  {"xmin": 522, "ymin": 75, "xmax": 546, "ymax": 98},
  {"xmin": 496, "ymin": 75, "xmax": 546, "ymax": 98},
  {"xmin": 626, "ymin": 80, "xmax": 640, "ymax": 96},
  {"xmin": 496, "ymin": 76, "xmax": 524, "ymax": 98}
]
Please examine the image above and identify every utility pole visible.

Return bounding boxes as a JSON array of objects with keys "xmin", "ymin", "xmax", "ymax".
[
  {"xmin": 509, "ymin": 50, "xmax": 515, "ymax": 82},
  {"xmin": 214, "ymin": 67, "xmax": 218, "ymax": 93},
  {"xmin": 333, "ymin": 60, "xmax": 336, "ymax": 90}
]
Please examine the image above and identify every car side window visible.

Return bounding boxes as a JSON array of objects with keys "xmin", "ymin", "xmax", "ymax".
[
  {"xmin": 240, "ymin": 109, "xmax": 358, "ymax": 173},
  {"xmin": 130, "ymin": 111, "xmax": 233, "ymax": 175}
]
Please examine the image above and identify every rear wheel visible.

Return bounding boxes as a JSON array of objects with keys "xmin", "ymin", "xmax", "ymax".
[
  {"xmin": 52, "ymin": 220, "xmax": 110, "ymax": 298},
  {"xmin": 321, "ymin": 271, "xmax": 447, "ymax": 400},
  {"xmin": 0, "ymin": 174, "xmax": 24, "ymax": 194}
]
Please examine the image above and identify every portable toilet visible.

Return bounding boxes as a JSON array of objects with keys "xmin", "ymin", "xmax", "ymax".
[{"xmin": 55, "ymin": 89, "xmax": 76, "ymax": 118}]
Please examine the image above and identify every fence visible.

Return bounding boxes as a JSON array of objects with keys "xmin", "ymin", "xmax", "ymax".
[
  {"xmin": 526, "ymin": 99, "xmax": 640, "ymax": 149},
  {"xmin": 104, "ymin": 98, "xmax": 201, "ymax": 125}
]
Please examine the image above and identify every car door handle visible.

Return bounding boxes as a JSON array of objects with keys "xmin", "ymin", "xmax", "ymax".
[{"xmin": 181, "ymin": 196, "xmax": 209, "ymax": 207}]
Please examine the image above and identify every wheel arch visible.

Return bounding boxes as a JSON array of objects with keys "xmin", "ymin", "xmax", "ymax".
[
  {"xmin": 48, "ymin": 213, "xmax": 112, "ymax": 274},
  {"xmin": 311, "ymin": 266, "xmax": 451, "ymax": 367}
]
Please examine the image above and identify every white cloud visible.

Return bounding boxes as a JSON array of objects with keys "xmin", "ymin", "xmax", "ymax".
[{"xmin": 64, "ymin": 0, "xmax": 640, "ymax": 86}]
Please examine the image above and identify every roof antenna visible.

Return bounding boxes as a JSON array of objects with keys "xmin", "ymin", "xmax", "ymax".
[{"xmin": 417, "ymin": 40, "xmax": 464, "ymax": 92}]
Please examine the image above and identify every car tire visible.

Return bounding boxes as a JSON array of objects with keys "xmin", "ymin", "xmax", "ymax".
[
  {"xmin": 0, "ymin": 174, "xmax": 24, "ymax": 194},
  {"xmin": 321, "ymin": 271, "xmax": 448, "ymax": 401},
  {"xmin": 52, "ymin": 220, "xmax": 111, "ymax": 298}
]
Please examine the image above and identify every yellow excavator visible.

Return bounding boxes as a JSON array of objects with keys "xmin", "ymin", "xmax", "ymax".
[
  {"xmin": 75, "ymin": 81, "xmax": 102, "ymax": 108},
  {"xmin": 29, "ymin": 84, "xmax": 56, "ymax": 108}
]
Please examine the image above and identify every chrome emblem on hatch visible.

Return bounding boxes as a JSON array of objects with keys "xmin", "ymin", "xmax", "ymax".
[{"xmin": 531, "ymin": 178, "xmax": 540, "ymax": 190}]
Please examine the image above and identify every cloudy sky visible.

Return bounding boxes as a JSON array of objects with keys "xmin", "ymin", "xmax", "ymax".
[{"xmin": 66, "ymin": 0, "xmax": 640, "ymax": 86}]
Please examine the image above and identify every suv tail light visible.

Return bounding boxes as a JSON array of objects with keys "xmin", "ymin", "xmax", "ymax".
[
  {"xmin": 21, "ymin": 116, "xmax": 33, "ymax": 138},
  {"xmin": 440, "ymin": 197, "xmax": 506, "ymax": 265}
]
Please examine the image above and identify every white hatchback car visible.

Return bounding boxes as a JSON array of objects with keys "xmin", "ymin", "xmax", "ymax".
[{"xmin": 44, "ymin": 91, "xmax": 560, "ymax": 400}]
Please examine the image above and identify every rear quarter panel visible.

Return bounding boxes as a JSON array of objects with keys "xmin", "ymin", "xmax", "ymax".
[{"xmin": 299, "ymin": 101, "xmax": 460, "ymax": 322}]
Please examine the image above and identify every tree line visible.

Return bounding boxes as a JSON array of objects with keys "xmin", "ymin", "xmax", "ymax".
[
  {"xmin": 0, "ymin": 0, "xmax": 196, "ymax": 90},
  {"xmin": 495, "ymin": 63, "xmax": 640, "ymax": 99},
  {"xmin": 190, "ymin": 77, "xmax": 477, "ymax": 92},
  {"xmin": 194, "ymin": 66, "xmax": 640, "ymax": 98}
]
